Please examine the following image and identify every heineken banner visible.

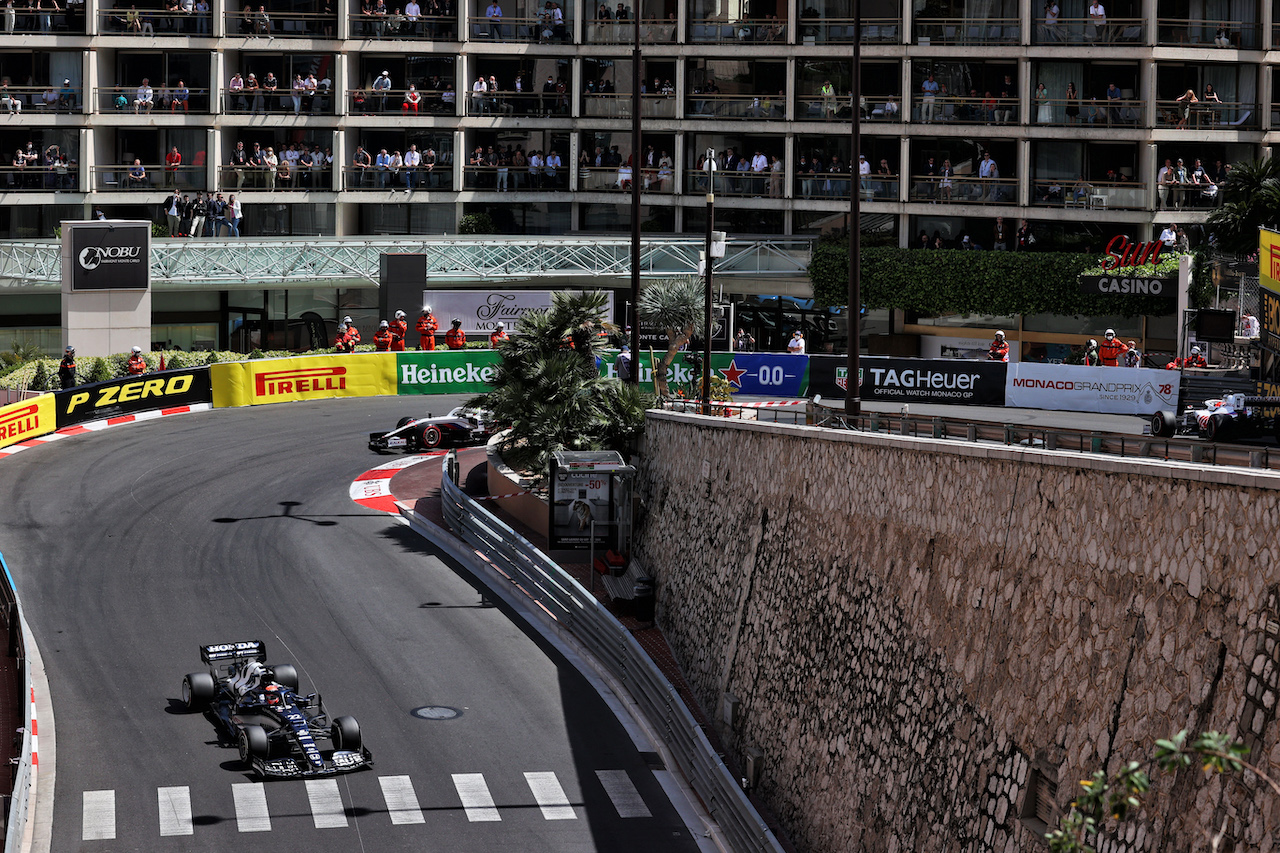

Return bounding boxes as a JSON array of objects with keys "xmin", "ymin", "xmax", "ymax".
[
  {"xmin": 397, "ymin": 351, "xmax": 502, "ymax": 394},
  {"xmin": 808, "ymin": 355, "xmax": 1007, "ymax": 406}
]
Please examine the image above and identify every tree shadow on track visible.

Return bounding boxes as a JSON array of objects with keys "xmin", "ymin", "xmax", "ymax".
[{"xmin": 213, "ymin": 500, "xmax": 354, "ymax": 526}]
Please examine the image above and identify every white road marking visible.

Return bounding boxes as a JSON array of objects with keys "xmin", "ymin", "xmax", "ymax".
[
  {"xmin": 452, "ymin": 773, "xmax": 501, "ymax": 821},
  {"xmin": 379, "ymin": 775, "xmax": 426, "ymax": 825},
  {"xmin": 305, "ymin": 778, "xmax": 348, "ymax": 828},
  {"xmin": 595, "ymin": 770, "xmax": 652, "ymax": 818},
  {"xmin": 232, "ymin": 782, "xmax": 272, "ymax": 832},
  {"xmin": 525, "ymin": 771, "xmax": 576, "ymax": 820},
  {"xmin": 82, "ymin": 790, "xmax": 116, "ymax": 840},
  {"xmin": 157, "ymin": 786, "xmax": 194, "ymax": 836}
]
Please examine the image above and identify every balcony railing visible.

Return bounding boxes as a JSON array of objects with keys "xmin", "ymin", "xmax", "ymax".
[
  {"xmin": 225, "ymin": 10, "xmax": 337, "ymax": 37},
  {"xmin": 0, "ymin": 86, "xmax": 82, "ymax": 114},
  {"xmin": 585, "ymin": 16, "xmax": 677, "ymax": 43},
  {"xmin": 1155, "ymin": 99, "xmax": 1256, "ymax": 130},
  {"xmin": 217, "ymin": 163, "xmax": 333, "ymax": 191},
  {"xmin": 909, "ymin": 174, "xmax": 1018, "ymax": 204},
  {"xmin": 96, "ymin": 86, "xmax": 212, "ymax": 114},
  {"xmin": 799, "ymin": 17, "xmax": 899, "ymax": 43},
  {"xmin": 795, "ymin": 172, "xmax": 898, "ymax": 200},
  {"xmin": 343, "ymin": 164, "xmax": 456, "ymax": 191},
  {"xmin": 914, "ymin": 17, "xmax": 1020, "ymax": 44},
  {"xmin": 1032, "ymin": 179, "xmax": 1148, "ymax": 210},
  {"xmin": 690, "ymin": 17, "xmax": 785, "ymax": 43},
  {"xmin": 91, "ymin": 164, "xmax": 203, "ymax": 190},
  {"xmin": 686, "ymin": 93, "xmax": 785, "ymax": 120},
  {"xmin": 97, "ymin": 8, "xmax": 213, "ymax": 34},
  {"xmin": 463, "ymin": 87, "xmax": 564, "ymax": 116},
  {"xmin": 462, "ymin": 15, "xmax": 570, "ymax": 42},
  {"xmin": 3, "ymin": 7, "xmax": 86, "ymax": 33},
  {"xmin": 582, "ymin": 92, "xmax": 678, "ymax": 119},
  {"xmin": 1028, "ymin": 96, "xmax": 1141, "ymax": 126},
  {"xmin": 911, "ymin": 95, "xmax": 1021, "ymax": 124},
  {"xmin": 223, "ymin": 90, "xmax": 337, "ymax": 115},
  {"xmin": 0, "ymin": 166, "xmax": 80, "ymax": 192},
  {"xmin": 794, "ymin": 95, "xmax": 900, "ymax": 122},
  {"xmin": 1033, "ymin": 16, "xmax": 1144, "ymax": 44},
  {"xmin": 1156, "ymin": 18, "xmax": 1260, "ymax": 49},
  {"xmin": 578, "ymin": 164, "xmax": 675, "ymax": 192},
  {"xmin": 346, "ymin": 12, "xmax": 456, "ymax": 38},
  {"xmin": 685, "ymin": 169, "xmax": 785, "ymax": 198},
  {"xmin": 1156, "ymin": 176, "xmax": 1222, "ymax": 209}
]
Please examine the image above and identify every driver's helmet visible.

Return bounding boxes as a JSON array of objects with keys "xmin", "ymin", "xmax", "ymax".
[{"xmin": 264, "ymin": 684, "xmax": 283, "ymax": 705}]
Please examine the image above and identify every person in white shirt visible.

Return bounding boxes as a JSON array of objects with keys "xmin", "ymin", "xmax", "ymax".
[
  {"xmin": 787, "ymin": 331, "xmax": 805, "ymax": 354},
  {"xmin": 528, "ymin": 150, "xmax": 544, "ymax": 188},
  {"xmin": 373, "ymin": 70, "xmax": 392, "ymax": 112},
  {"xmin": 403, "ymin": 143, "xmax": 420, "ymax": 189},
  {"xmin": 544, "ymin": 149, "xmax": 561, "ymax": 187},
  {"xmin": 858, "ymin": 153, "xmax": 871, "ymax": 193},
  {"xmin": 291, "ymin": 74, "xmax": 305, "ymax": 114},
  {"xmin": 750, "ymin": 150, "xmax": 768, "ymax": 195},
  {"xmin": 1241, "ymin": 313, "xmax": 1260, "ymax": 338},
  {"xmin": 263, "ymin": 146, "xmax": 278, "ymax": 190},
  {"xmin": 1159, "ymin": 223, "xmax": 1176, "ymax": 247},
  {"xmin": 134, "ymin": 78, "xmax": 153, "ymax": 113},
  {"xmin": 471, "ymin": 75, "xmax": 487, "ymax": 114},
  {"xmin": 1088, "ymin": 1, "xmax": 1106, "ymax": 41}
]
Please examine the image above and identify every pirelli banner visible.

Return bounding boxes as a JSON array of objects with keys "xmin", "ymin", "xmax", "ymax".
[
  {"xmin": 1005, "ymin": 363, "xmax": 1180, "ymax": 415},
  {"xmin": 0, "ymin": 395, "xmax": 57, "ymax": 450},
  {"xmin": 53, "ymin": 368, "xmax": 212, "ymax": 428},
  {"xmin": 211, "ymin": 354, "xmax": 397, "ymax": 408}
]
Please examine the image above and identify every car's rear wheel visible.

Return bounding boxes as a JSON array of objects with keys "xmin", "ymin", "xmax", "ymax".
[
  {"xmin": 237, "ymin": 725, "xmax": 269, "ymax": 764},
  {"xmin": 182, "ymin": 672, "xmax": 215, "ymax": 711},
  {"xmin": 271, "ymin": 664, "xmax": 299, "ymax": 692},
  {"xmin": 1206, "ymin": 413, "xmax": 1231, "ymax": 442},
  {"xmin": 331, "ymin": 715, "xmax": 362, "ymax": 751},
  {"xmin": 421, "ymin": 425, "xmax": 443, "ymax": 449}
]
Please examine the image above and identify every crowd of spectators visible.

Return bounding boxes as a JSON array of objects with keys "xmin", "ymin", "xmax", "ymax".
[
  {"xmin": 224, "ymin": 139, "xmax": 335, "ymax": 190},
  {"xmin": 6, "ymin": 141, "xmax": 76, "ymax": 190},
  {"xmin": 2, "ymin": 0, "xmax": 85, "ymax": 32},
  {"xmin": 461, "ymin": 143, "xmax": 561, "ymax": 190},
  {"xmin": 916, "ymin": 217, "xmax": 1035, "ymax": 251},
  {"xmin": 0, "ymin": 77, "xmax": 80, "ymax": 114},
  {"xmin": 349, "ymin": 142, "xmax": 449, "ymax": 189},
  {"xmin": 1157, "ymin": 156, "xmax": 1226, "ymax": 208},
  {"xmin": 163, "ymin": 188, "xmax": 242, "ymax": 236}
]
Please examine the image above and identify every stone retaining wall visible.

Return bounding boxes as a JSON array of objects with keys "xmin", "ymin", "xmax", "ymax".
[{"xmin": 636, "ymin": 411, "xmax": 1280, "ymax": 853}]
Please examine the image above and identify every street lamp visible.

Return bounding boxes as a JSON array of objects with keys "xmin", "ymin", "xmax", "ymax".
[
  {"xmin": 627, "ymin": 2, "xmax": 642, "ymax": 382},
  {"xmin": 845, "ymin": 0, "xmax": 861, "ymax": 418},
  {"xmin": 702, "ymin": 149, "xmax": 724, "ymax": 412}
]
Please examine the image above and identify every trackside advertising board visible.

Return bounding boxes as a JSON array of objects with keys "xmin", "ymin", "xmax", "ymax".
[
  {"xmin": 53, "ymin": 368, "xmax": 212, "ymax": 428},
  {"xmin": 808, "ymin": 356, "xmax": 1007, "ymax": 405},
  {"xmin": 1004, "ymin": 363, "xmax": 1180, "ymax": 415},
  {"xmin": 598, "ymin": 352, "xmax": 810, "ymax": 396},
  {"xmin": 1261, "ymin": 228, "xmax": 1280, "ymax": 354},
  {"xmin": 211, "ymin": 355, "xmax": 396, "ymax": 407},
  {"xmin": 397, "ymin": 352, "xmax": 501, "ymax": 394},
  {"xmin": 0, "ymin": 395, "xmax": 57, "ymax": 450}
]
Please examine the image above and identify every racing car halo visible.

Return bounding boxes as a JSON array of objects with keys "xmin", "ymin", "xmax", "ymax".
[
  {"xmin": 368, "ymin": 405, "xmax": 497, "ymax": 453},
  {"xmin": 181, "ymin": 640, "xmax": 373, "ymax": 778}
]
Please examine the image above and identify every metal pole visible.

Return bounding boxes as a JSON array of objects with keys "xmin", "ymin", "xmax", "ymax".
[
  {"xmin": 845, "ymin": 0, "xmax": 861, "ymax": 417},
  {"xmin": 702, "ymin": 149, "xmax": 714, "ymax": 412},
  {"xmin": 628, "ymin": 6, "xmax": 642, "ymax": 382}
]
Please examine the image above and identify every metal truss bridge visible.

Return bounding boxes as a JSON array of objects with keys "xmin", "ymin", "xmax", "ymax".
[{"xmin": 0, "ymin": 237, "xmax": 812, "ymax": 292}]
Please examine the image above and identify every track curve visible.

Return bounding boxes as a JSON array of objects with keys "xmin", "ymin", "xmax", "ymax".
[{"xmin": 0, "ymin": 396, "xmax": 702, "ymax": 853}]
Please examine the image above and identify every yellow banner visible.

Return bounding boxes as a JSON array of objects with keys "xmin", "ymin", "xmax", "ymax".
[
  {"xmin": 0, "ymin": 394, "xmax": 57, "ymax": 450},
  {"xmin": 211, "ymin": 354, "xmax": 397, "ymax": 408},
  {"xmin": 1260, "ymin": 228, "xmax": 1280, "ymax": 296}
]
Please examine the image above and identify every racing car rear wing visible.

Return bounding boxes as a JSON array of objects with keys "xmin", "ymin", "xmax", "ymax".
[{"xmin": 201, "ymin": 640, "xmax": 267, "ymax": 664}]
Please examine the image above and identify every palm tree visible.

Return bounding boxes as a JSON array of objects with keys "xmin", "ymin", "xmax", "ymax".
[
  {"xmin": 636, "ymin": 276, "xmax": 704, "ymax": 398},
  {"xmin": 470, "ymin": 290, "xmax": 649, "ymax": 482},
  {"xmin": 1206, "ymin": 157, "xmax": 1280, "ymax": 255}
]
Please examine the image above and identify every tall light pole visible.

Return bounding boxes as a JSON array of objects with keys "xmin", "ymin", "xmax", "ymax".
[
  {"xmin": 845, "ymin": 0, "xmax": 861, "ymax": 417},
  {"xmin": 702, "ymin": 149, "xmax": 715, "ymax": 412},
  {"xmin": 628, "ymin": 2, "xmax": 642, "ymax": 381}
]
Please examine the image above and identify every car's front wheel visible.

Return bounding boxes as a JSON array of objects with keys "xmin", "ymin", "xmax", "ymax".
[
  {"xmin": 182, "ymin": 672, "xmax": 215, "ymax": 711},
  {"xmin": 238, "ymin": 725, "xmax": 269, "ymax": 765},
  {"xmin": 421, "ymin": 425, "xmax": 443, "ymax": 449},
  {"xmin": 331, "ymin": 715, "xmax": 362, "ymax": 751}
]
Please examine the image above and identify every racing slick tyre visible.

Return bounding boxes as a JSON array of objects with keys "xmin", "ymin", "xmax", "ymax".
[
  {"xmin": 1150, "ymin": 410, "xmax": 1176, "ymax": 438},
  {"xmin": 182, "ymin": 672, "xmax": 215, "ymax": 711},
  {"xmin": 272, "ymin": 664, "xmax": 299, "ymax": 692},
  {"xmin": 238, "ymin": 724, "xmax": 270, "ymax": 765},
  {"xmin": 395, "ymin": 417, "xmax": 415, "ymax": 429},
  {"xmin": 1206, "ymin": 413, "xmax": 1231, "ymax": 442},
  {"xmin": 396, "ymin": 417, "xmax": 421, "ymax": 450},
  {"xmin": 331, "ymin": 715, "xmax": 362, "ymax": 751},
  {"xmin": 421, "ymin": 425, "xmax": 443, "ymax": 449}
]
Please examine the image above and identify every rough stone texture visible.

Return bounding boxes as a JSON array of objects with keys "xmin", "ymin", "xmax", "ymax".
[{"xmin": 636, "ymin": 412, "xmax": 1280, "ymax": 853}]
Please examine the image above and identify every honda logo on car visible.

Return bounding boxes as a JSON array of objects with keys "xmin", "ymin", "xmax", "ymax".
[
  {"xmin": 63, "ymin": 374, "xmax": 195, "ymax": 413},
  {"xmin": 0, "ymin": 403, "xmax": 40, "ymax": 442},
  {"xmin": 255, "ymin": 366, "xmax": 347, "ymax": 397},
  {"xmin": 400, "ymin": 362, "xmax": 494, "ymax": 385}
]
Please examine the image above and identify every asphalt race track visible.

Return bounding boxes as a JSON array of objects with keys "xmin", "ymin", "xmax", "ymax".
[{"xmin": 0, "ymin": 396, "xmax": 704, "ymax": 853}]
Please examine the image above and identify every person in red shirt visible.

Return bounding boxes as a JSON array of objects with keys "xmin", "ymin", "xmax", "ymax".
[
  {"xmin": 1098, "ymin": 328, "xmax": 1129, "ymax": 366},
  {"xmin": 416, "ymin": 306, "xmax": 438, "ymax": 350},
  {"xmin": 987, "ymin": 330, "xmax": 1009, "ymax": 362},
  {"xmin": 164, "ymin": 146, "xmax": 182, "ymax": 188},
  {"xmin": 445, "ymin": 318, "xmax": 466, "ymax": 349},
  {"xmin": 373, "ymin": 320, "xmax": 394, "ymax": 351},
  {"xmin": 126, "ymin": 346, "xmax": 147, "ymax": 375},
  {"xmin": 389, "ymin": 309, "xmax": 408, "ymax": 351},
  {"xmin": 489, "ymin": 321, "xmax": 509, "ymax": 348},
  {"xmin": 1167, "ymin": 346, "xmax": 1208, "ymax": 369}
]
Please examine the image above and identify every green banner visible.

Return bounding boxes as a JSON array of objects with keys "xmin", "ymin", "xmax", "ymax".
[{"xmin": 396, "ymin": 351, "xmax": 502, "ymax": 394}]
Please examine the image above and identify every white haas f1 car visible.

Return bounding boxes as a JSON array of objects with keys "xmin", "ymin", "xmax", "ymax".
[
  {"xmin": 181, "ymin": 640, "xmax": 372, "ymax": 778},
  {"xmin": 1151, "ymin": 393, "xmax": 1280, "ymax": 442},
  {"xmin": 368, "ymin": 406, "xmax": 497, "ymax": 453}
]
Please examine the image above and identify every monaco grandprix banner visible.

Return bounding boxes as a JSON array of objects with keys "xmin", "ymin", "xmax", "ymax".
[
  {"xmin": 211, "ymin": 354, "xmax": 396, "ymax": 408},
  {"xmin": 808, "ymin": 355, "xmax": 1006, "ymax": 405},
  {"xmin": 397, "ymin": 351, "xmax": 502, "ymax": 394},
  {"xmin": 0, "ymin": 394, "xmax": 57, "ymax": 450},
  {"xmin": 1005, "ymin": 363, "xmax": 1181, "ymax": 415},
  {"xmin": 53, "ymin": 368, "xmax": 212, "ymax": 428}
]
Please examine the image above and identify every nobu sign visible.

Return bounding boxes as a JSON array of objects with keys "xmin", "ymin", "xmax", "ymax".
[{"xmin": 68, "ymin": 222, "xmax": 150, "ymax": 291}]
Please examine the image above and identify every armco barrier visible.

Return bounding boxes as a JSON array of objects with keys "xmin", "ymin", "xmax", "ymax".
[
  {"xmin": 421, "ymin": 452, "xmax": 785, "ymax": 853},
  {"xmin": 0, "ymin": 553, "xmax": 33, "ymax": 853}
]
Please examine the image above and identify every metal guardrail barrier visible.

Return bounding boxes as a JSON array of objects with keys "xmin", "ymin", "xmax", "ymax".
[
  {"xmin": 0, "ymin": 553, "xmax": 31, "ymax": 852},
  {"xmin": 431, "ymin": 451, "xmax": 784, "ymax": 853}
]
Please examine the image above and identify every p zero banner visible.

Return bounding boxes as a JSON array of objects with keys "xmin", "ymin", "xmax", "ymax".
[
  {"xmin": 65, "ymin": 221, "xmax": 150, "ymax": 291},
  {"xmin": 53, "ymin": 368, "xmax": 212, "ymax": 428},
  {"xmin": 1005, "ymin": 363, "xmax": 1180, "ymax": 415},
  {"xmin": 808, "ymin": 356, "xmax": 1007, "ymax": 406},
  {"xmin": 211, "ymin": 355, "xmax": 396, "ymax": 408},
  {"xmin": 422, "ymin": 290, "xmax": 615, "ymax": 335},
  {"xmin": 396, "ymin": 351, "xmax": 502, "ymax": 394},
  {"xmin": 0, "ymin": 395, "xmax": 57, "ymax": 450}
]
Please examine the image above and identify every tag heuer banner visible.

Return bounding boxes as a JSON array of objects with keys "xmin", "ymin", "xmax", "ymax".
[{"xmin": 807, "ymin": 356, "xmax": 1007, "ymax": 405}]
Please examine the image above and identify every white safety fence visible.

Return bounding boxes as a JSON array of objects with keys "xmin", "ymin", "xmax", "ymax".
[{"xmin": 420, "ymin": 451, "xmax": 785, "ymax": 853}]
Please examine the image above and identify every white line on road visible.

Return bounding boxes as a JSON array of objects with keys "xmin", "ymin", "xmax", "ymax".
[
  {"xmin": 157, "ymin": 786, "xmax": 194, "ymax": 836},
  {"xmin": 595, "ymin": 770, "xmax": 652, "ymax": 818},
  {"xmin": 82, "ymin": 790, "xmax": 116, "ymax": 840},
  {"xmin": 452, "ymin": 773, "xmax": 501, "ymax": 822},
  {"xmin": 525, "ymin": 771, "xmax": 577, "ymax": 820},
  {"xmin": 306, "ymin": 778, "xmax": 348, "ymax": 829},
  {"xmin": 379, "ymin": 775, "xmax": 426, "ymax": 825},
  {"xmin": 232, "ymin": 782, "xmax": 272, "ymax": 832}
]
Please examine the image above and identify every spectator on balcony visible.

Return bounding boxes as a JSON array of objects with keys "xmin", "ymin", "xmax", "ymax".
[
  {"xmin": 253, "ymin": 3, "xmax": 270, "ymax": 34},
  {"xmin": 171, "ymin": 80, "xmax": 189, "ymax": 112},
  {"xmin": 1214, "ymin": 22, "xmax": 1231, "ymax": 47},
  {"xmin": 819, "ymin": 79, "xmax": 836, "ymax": 118},
  {"xmin": 402, "ymin": 84, "xmax": 421, "ymax": 113},
  {"xmin": 1042, "ymin": 1, "xmax": 1060, "ymax": 41},
  {"xmin": 374, "ymin": 147, "xmax": 391, "ymax": 187},
  {"xmin": 528, "ymin": 148, "xmax": 544, "ymax": 188},
  {"xmin": 1065, "ymin": 81, "xmax": 1080, "ymax": 123},
  {"xmin": 978, "ymin": 90, "xmax": 995, "ymax": 123},
  {"xmin": 276, "ymin": 155, "xmax": 292, "ymax": 189},
  {"xmin": 1087, "ymin": 0, "xmax": 1105, "ymax": 41},
  {"xmin": 920, "ymin": 72, "xmax": 938, "ymax": 122},
  {"xmin": 403, "ymin": 0, "xmax": 419, "ymax": 34},
  {"xmin": 132, "ymin": 78, "xmax": 153, "ymax": 113},
  {"xmin": 471, "ymin": 74, "xmax": 487, "ymax": 114},
  {"xmin": 228, "ymin": 72, "xmax": 245, "ymax": 111},
  {"xmin": 545, "ymin": 149, "xmax": 561, "ymax": 188},
  {"xmin": 195, "ymin": 0, "xmax": 208, "ymax": 32},
  {"xmin": 351, "ymin": 145, "xmax": 371, "ymax": 187},
  {"xmin": 238, "ymin": 2, "xmax": 252, "ymax": 32},
  {"xmin": 245, "ymin": 73, "xmax": 262, "ymax": 113},
  {"xmin": 1035, "ymin": 82, "xmax": 1051, "ymax": 123},
  {"xmin": 262, "ymin": 71, "xmax": 278, "ymax": 112},
  {"xmin": 995, "ymin": 86, "xmax": 1013, "ymax": 124},
  {"xmin": 228, "ymin": 140, "xmax": 247, "ymax": 188},
  {"xmin": 126, "ymin": 158, "xmax": 147, "ymax": 189},
  {"xmin": 371, "ymin": 0, "xmax": 388, "ymax": 36},
  {"xmin": 1104, "ymin": 81, "xmax": 1123, "ymax": 123},
  {"xmin": 992, "ymin": 216, "xmax": 1009, "ymax": 250},
  {"xmin": 263, "ymin": 147, "xmax": 278, "ymax": 190},
  {"xmin": 291, "ymin": 74, "xmax": 304, "ymax": 114},
  {"xmin": 485, "ymin": 0, "xmax": 501, "ymax": 38},
  {"xmin": 59, "ymin": 78, "xmax": 76, "ymax": 111},
  {"xmin": 303, "ymin": 73, "xmax": 317, "ymax": 112},
  {"xmin": 939, "ymin": 158, "xmax": 954, "ymax": 202},
  {"xmin": 1174, "ymin": 88, "xmax": 1197, "ymax": 129},
  {"xmin": 1201, "ymin": 83, "xmax": 1222, "ymax": 121},
  {"xmin": 164, "ymin": 145, "xmax": 181, "ymax": 187},
  {"xmin": 1072, "ymin": 174, "xmax": 1092, "ymax": 205},
  {"xmin": 165, "ymin": 189, "xmax": 183, "ymax": 235},
  {"xmin": 3, "ymin": 0, "xmax": 14, "ymax": 32}
]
